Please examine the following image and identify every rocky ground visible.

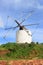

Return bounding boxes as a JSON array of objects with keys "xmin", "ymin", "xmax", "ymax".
[{"xmin": 0, "ymin": 59, "xmax": 43, "ymax": 65}]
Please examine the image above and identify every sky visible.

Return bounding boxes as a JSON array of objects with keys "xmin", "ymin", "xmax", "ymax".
[{"xmin": 0, "ymin": 0, "xmax": 43, "ymax": 44}]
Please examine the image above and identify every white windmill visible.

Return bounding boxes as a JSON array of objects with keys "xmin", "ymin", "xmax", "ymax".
[{"xmin": 4, "ymin": 11, "xmax": 39, "ymax": 44}]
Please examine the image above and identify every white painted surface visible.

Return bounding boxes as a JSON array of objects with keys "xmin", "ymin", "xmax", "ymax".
[{"xmin": 16, "ymin": 30, "xmax": 32, "ymax": 44}]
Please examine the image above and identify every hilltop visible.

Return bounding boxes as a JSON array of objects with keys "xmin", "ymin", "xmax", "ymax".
[{"xmin": 0, "ymin": 42, "xmax": 43, "ymax": 60}]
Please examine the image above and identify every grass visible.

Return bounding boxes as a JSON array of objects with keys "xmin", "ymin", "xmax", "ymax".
[{"xmin": 0, "ymin": 42, "xmax": 43, "ymax": 60}]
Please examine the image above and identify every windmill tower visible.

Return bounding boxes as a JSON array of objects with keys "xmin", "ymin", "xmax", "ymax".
[
  {"xmin": 14, "ymin": 20, "xmax": 32, "ymax": 43},
  {"xmin": 16, "ymin": 29, "xmax": 32, "ymax": 43},
  {"xmin": 4, "ymin": 11, "xmax": 39, "ymax": 44}
]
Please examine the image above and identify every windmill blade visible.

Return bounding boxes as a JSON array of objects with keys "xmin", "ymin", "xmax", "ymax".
[
  {"xmin": 3, "ymin": 27, "xmax": 14, "ymax": 40},
  {"xmin": 15, "ymin": 20, "xmax": 21, "ymax": 26},
  {"xmin": 4, "ymin": 17, "xmax": 21, "ymax": 30},
  {"xmin": 5, "ymin": 25, "xmax": 18, "ymax": 30},
  {"xmin": 7, "ymin": 16, "xmax": 21, "ymax": 26},
  {"xmin": 21, "ymin": 10, "xmax": 34, "ymax": 24},
  {"xmin": 23, "ymin": 23, "xmax": 39, "ymax": 26},
  {"xmin": 3, "ymin": 31, "xmax": 9, "ymax": 39}
]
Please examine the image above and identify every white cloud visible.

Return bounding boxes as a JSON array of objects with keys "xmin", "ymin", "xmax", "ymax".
[
  {"xmin": 0, "ymin": 0, "xmax": 43, "ymax": 10},
  {"xmin": 37, "ymin": 4, "xmax": 43, "ymax": 9},
  {"xmin": 0, "ymin": 17, "xmax": 4, "ymax": 28}
]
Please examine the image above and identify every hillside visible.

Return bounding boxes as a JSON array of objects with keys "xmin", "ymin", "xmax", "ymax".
[{"xmin": 0, "ymin": 42, "xmax": 43, "ymax": 60}]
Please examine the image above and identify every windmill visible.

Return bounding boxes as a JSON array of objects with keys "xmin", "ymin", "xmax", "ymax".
[{"xmin": 4, "ymin": 11, "xmax": 39, "ymax": 44}]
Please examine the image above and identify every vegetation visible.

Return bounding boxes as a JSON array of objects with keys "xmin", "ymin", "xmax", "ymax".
[{"xmin": 0, "ymin": 42, "xmax": 43, "ymax": 60}]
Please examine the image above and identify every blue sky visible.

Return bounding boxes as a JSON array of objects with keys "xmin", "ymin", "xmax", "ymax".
[{"xmin": 0, "ymin": 0, "xmax": 43, "ymax": 44}]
